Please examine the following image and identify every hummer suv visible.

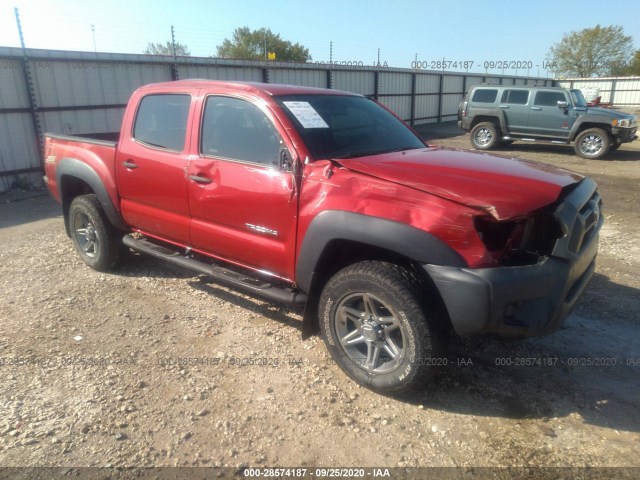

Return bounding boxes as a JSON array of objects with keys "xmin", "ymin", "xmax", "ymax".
[{"xmin": 458, "ymin": 84, "xmax": 637, "ymax": 159}]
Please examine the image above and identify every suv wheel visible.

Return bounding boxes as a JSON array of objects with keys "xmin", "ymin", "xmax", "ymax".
[
  {"xmin": 574, "ymin": 128, "xmax": 611, "ymax": 159},
  {"xmin": 470, "ymin": 122, "xmax": 499, "ymax": 150},
  {"xmin": 319, "ymin": 261, "xmax": 440, "ymax": 393}
]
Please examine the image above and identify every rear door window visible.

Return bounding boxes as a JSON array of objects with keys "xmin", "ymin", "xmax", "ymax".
[
  {"xmin": 501, "ymin": 89, "xmax": 529, "ymax": 105},
  {"xmin": 133, "ymin": 94, "xmax": 191, "ymax": 151}
]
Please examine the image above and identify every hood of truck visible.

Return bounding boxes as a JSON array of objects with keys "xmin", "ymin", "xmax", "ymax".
[
  {"xmin": 337, "ymin": 147, "xmax": 583, "ymax": 220},
  {"xmin": 582, "ymin": 107, "xmax": 636, "ymax": 120}
]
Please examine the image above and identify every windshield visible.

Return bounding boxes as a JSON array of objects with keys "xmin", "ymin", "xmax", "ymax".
[
  {"xmin": 571, "ymin": 89, "xmax": 587, "ymax": 107},
  {"xmin": 275, "ymin": 95, "xmax": 425, "ymax": 160}
]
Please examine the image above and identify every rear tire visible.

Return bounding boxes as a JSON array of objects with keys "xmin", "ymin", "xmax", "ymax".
[
  {"xmin": 574, "ymin": 128, "xmax": 611, "ymax": 159},
  {"xmin": 69, "ymin": 194, "xmax": 122, "ymax": 272},
  {"xmin": 470, "ymin": 122, "xmax": 500, "ymax": 150},
  {"xmin": 319, "ymin": 261, "xmax": 441, "ymax": 393}
]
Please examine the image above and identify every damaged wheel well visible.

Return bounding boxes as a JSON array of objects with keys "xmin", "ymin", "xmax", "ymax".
[{"xmin": 300, "ymin": 239, "xmax": 452, "ymax": 339}]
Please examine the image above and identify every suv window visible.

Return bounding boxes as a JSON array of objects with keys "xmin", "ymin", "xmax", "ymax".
[
  {"xmin": 501, "ymin": 89, "xmax": 529, "ymax": 105},
  {"xmin": 471, "ymin": 89, "xmax": 498, "ymax": 103},
  {"xmin": 534, "ymin": 91, "xmax": 567, "ymax": 107},
  {"xmin": 133, "ymin": 94, "xmax": 191, "ymax": 151},
  {"xmin": 201, "ymin": 96, "xmax": 282, "ymax": 167}
]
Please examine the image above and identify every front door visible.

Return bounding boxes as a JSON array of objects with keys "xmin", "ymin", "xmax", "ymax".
[
  {"xmin": 187, "ymin": 95, "xmax": 298, "ymax": 281},
  {"xmin": 528, "ymin": 90, "xmax": 572, "ymax": 138}
]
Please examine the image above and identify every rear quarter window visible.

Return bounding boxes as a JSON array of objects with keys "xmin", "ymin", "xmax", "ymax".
[{"xmin": 471, "ymin": 89, "xmax": 498, "ymax": 103}]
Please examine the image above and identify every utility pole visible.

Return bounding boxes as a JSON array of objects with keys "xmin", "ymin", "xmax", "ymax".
[
  {"xmin": 330, "ymin": 41, "xmax": 333, "ymax": 63},
  {"xmin": 14, "ymin": 7, "xmax": 44, "ymax": 166},
  {"xmin": 170, "ymin": 25, "xmax": 179, "ymax": 80},
  {"xmin": 91, "ymin": 24, "xmax": 96, "ymax": 53},
  {"xmin": 263, "ymin": 28, "xmax": 267, "ymax": 62}
]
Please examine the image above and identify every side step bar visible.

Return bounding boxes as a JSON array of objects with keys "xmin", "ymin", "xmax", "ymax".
[{"xmin": 122, "ymin": 235, "xmax": 307, "ymax": 307}]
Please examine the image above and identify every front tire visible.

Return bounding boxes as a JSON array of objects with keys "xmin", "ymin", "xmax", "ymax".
[
  {"xmin": 319, "ymin": 261, "xmax": 440, "ymax": 393},
  {"xmin": 574, "ymin": 128, "xmax": 611, "ymax": 159},
  {"xmin": 69, "ymin": 194, "xmax": 122, "ymax": 271},
  {"xmin": 470, "ymin": 122, "xmax": 500, "ymax": 150}
]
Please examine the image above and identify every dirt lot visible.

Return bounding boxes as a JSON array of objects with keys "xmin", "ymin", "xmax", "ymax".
[{"xmin": 0, "ymin": 124, "xmax": 639, "ymax": 478}]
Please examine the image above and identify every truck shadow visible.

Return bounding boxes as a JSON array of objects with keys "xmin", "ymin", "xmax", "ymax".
[
  {"xmin": 0, "ymin": 192, "xmax": 60, "ymax": 229},
  {"xmin": 397, "ymin": 273, "xmax": 640, "ymax": 433},
  {"xmin": 187, "ymin": 279, "xmax": 303, "ymax": 329}
]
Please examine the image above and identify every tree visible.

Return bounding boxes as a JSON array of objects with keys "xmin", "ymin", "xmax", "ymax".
[
  {"xmin": 611, "ymin": 49, "xmax": 640, "ymax": 76},
  {"xmin": 546, "ymin": 25, "xmax": 633, "ymax": 77},
  {"xmin": 628, "ymin": 50, "xmax": 640, "ymax": 75},
  {"xmin": 144, "ymin": 41, "xmax": 190, "ymax": 56},
  {"xmin": 215, "ymin": 27, "xmax": 311, "ymax": 62}
]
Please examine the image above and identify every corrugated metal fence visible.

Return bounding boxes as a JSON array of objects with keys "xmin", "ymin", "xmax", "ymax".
[
  {"xmin": 556, "ymin": 77, "xmax": 640, "ymax": 106},
  {"xmin": 0, "ymin": 46, "xmax": 555, "ymax": 193}
]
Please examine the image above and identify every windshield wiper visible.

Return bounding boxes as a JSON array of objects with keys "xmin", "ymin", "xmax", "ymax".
[
  {"xmin": 333, "ymin": 146, "xmax": 421, "ymax": 160},
  {"xmin": 385, "ymin": 145, "xmax": 422, "ymax": 153}
]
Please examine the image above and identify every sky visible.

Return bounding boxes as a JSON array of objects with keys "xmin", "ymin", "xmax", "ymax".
[{"xmin": 1, "ymin": 0, "xmax": 640, "ymax": 78}]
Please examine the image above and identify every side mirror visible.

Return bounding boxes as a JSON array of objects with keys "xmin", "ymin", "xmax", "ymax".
[
  {"xmin": 557, "ymin": 101, "xmax": 569, "ymax": 109},
  {"xmin": 280, "ymin": 148, "xmax": 293, "ymax": 172}
]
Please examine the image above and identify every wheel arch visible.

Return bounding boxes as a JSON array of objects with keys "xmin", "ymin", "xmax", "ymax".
[
  {"xmin": 297, "ymin": 211, "xmax": 465, "ymax": 339},
  {"xmin": 569, "ymin": 120, "xmax": 612, "ymax": 141},
  {"xmin": 470, "ymin": 114, "xmax": 505, "ymax": 134},
  {"xmin": 57, "ymin": 158, "xmax": 128, "ymax": 236}
]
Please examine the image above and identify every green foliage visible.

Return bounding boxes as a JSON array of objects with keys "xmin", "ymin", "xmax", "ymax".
[
  {"xmin": 215, "ymin": 27, "xmax": 311, "ymax": 62},
  {"xmin": 144, "ymin": 41, "xmax": 190, "ymax": 56},
  {"xmin": 546, "ymin": 25, "xmax": 633, "ymax": 77},
  {"xmin": 611, "ymin": 49, "xmax": 640, "ymax": 76}
]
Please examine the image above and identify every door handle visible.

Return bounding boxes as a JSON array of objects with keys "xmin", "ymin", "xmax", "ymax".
[
  {"xmin": 122, "ymin": 160, "xmax": 138, "ymax": 169},
  {"xmin": 189, "ymin": 175, "xmax": 212, "ymax": 184},
  {"xmin": 530, "ymin": 107, "xmax": 542, "ymax": 111},
  {"xmin": 499, "ymin": 105, "xmax": 510, "ymax": 109}
]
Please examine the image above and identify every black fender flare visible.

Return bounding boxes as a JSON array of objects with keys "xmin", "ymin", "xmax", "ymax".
[
  {"xmin": 296, "ymin": 211, "xmax": 466, "ymax": 338},
  {"xmin": 469, "ymin": 110, "xmax": 506, "ymax": 135},
  {"xmin": 296, "ymin": 211, "xmax": 466, "ymax": 292},
  {"xmin": 568, "ymin": 116, "xmax": 612, "ymax": 141},
  {"xmin": 56, "ymin": 158, "xmax": 128, "ymax": 234}
]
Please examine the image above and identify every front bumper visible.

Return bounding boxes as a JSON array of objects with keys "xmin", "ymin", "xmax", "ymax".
[
  {"xmin": 425, "ymin": 178, "xmax": 602, "ymax": 338},
  {"xmin": 612, "ymin": 126, "xmax": 637, "ymax": 143}
]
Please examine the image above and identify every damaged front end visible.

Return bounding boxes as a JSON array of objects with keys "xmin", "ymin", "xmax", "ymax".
[{"xmin": 424, "ymin": 178, "xmax": 603, "ymax": 337}]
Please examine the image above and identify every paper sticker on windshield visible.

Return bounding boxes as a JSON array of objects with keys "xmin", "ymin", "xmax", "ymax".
[{"xmin": 283, "ymin": 101, "xmax": 329, "ymax": 128}]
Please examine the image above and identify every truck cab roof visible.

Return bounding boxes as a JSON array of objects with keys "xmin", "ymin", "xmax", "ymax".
[{"xmin": 135, "ymin": 79, "xmax": 358, "ymax": 97}]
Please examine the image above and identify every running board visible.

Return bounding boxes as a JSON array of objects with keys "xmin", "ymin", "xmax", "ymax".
[
  {"xmin": 505, "ymin": 137, "xmax": 569, "ymax": 144},
  {"xmin": 122, "ymin": 235, "xmax": 306, "ymax": 306}
]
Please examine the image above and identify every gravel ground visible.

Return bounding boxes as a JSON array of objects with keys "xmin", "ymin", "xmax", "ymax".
[{"xmin": 0, "ymin": 125, "xmax": 639, "ymax": 477}]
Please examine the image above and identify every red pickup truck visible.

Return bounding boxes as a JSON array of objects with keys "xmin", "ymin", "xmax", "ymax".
[{"xmin": 44, "ymin": 80, "xmax": 603, "ymax": 393}]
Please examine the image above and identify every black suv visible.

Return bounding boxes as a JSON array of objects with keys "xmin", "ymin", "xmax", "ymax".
[{"xmin": 458, "ymin": 84, "xmax": 637, "ymax": 159}]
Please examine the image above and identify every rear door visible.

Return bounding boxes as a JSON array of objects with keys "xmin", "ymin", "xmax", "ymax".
[
  {"xmin": 528, "ymin": 90, "xmax": 572, "ymax": 138},
  {"xmin": 186, "ymin": 94, "xmax": 299, "ymax": 281},
  {"xmin": 117, "ymin": 93, "xmax": 194, "ymax": 244},
  {"xmin": 498, "ymin": 89, "xmax": 531, "ymax": 133}
]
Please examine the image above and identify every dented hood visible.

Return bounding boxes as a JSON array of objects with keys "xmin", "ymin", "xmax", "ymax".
[{"xmin": 337, "ymin": 147, "xmax": 583, "ymax": 220}]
